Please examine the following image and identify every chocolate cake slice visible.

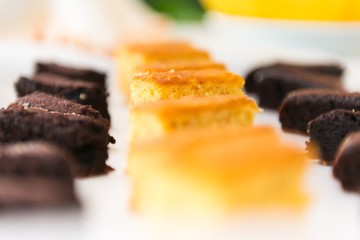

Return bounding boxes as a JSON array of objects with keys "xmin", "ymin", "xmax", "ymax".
[
  {"xmin": 36, "ymin": 62, "xmax": 106, "ymax": 87},
  {"xmin": 9, "ymin": 92, "xmax": 115, "ymax": 144},
  {"xmin": 279, "ymin": 89, "xmax": 360, "ymax": 134},
  {"xmin": 257, "ymin": 68, "xmax": 343, "ymax": 109},
  {"xmin": 0, "ymin": 105, "xmax": 112, "ymax": 177},
  {"xmin": 307, "ymin": 109, "xmax": 360, "ymax": 164},
  {"xmin": 245, "ymin": 63, "xmax": 344, "ymax": 93},
  {"xmin": 333, "ymin": 132, "xmax": 360, "ymax": 192},
  {"xmin": 15, "ymin": 74, "xmax": 110, "ymax": 120},
  {"xmin": 0, "ymin": 142, "xmax": 78, "ymax": 208}
]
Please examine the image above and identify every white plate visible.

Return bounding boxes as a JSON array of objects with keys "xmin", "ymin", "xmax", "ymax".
[{"xmin": 0, "ymin": 40, "xmax": 360, "ymax": 240}]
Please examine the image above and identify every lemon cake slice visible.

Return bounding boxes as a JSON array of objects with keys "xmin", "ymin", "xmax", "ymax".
[
  {"xmin": 130, "ymin": 95, "xmax": 260, "ymax": 142},
  {"xmin": 130, "ymin": 69, "xmax": 245, "ymax": 104},
  {"xmin": 128, "ymin": 126, "xmax": 308, "ymax": 216},
  {"xmin": 116, "ymin": 41, "xmax": 210, "ymax": 96}
]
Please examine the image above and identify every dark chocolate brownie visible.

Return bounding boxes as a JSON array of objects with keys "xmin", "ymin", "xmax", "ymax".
[
  {"xmin": 307, "ymin": 109, "xmax": 360, "ymax": 164},
  {"xmin": 257, "ymin": 68, "xmax": 343, "ymax": 109},
  {"xmin": 36, "ymin": 62, "xmax": 106, "ymax": 87},
  {"xmin": 333, "ymin": 132, "xmax": 360, "ymax": 192},
  {"xmin": 0, "ymin": 107, "xmax": 111, "ymax": 177},
  {"xmin": 279, "ymin": 89, "xmax": 360, "ymax": 134},
  {"xmin": 15, "ymin": 74, "xmax": 110, "ymax": 120},
  {"xmin": 245, "ymin": 63, "xmax": 344, "ymax": 93},
  {"xmin": 9, "ymin": 92, "xmax": 115, "ymax": 144},
  {"xmin": 0, "ymin": 142, "xmax": 78, "ymax": 208}
]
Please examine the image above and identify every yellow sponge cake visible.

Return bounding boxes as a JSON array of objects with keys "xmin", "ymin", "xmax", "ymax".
[
  {"xmin": 129, "ymin": 94, "xmax": 260, "ymax": 142},
  {"xmin": 116, "ymin": 41, "xmax": 210, "ymax": 96},
  {"xmin": 128, "ymin": 126, "xmax": 308, "ymax": 216},
  {"xmin": 130, "ymin": 69, "xmax": 245, "ymax": 104}
]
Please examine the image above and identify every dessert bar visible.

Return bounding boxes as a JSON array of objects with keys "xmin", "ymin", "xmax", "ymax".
[
  {"xmin": 0, "ymin": 142, "xmax": 78, "ymax": 208},
  {"xmin": 279, "ymin": 89, "xmax": 359, "ymax": 134},
  {"xmin": 130, "ymin": 95, "xmax": 259, "ymax": 142}
]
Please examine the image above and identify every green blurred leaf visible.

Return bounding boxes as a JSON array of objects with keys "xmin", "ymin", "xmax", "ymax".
[{"xmin": 143, "ymin": 0, "xmax": 204, "ymax": 21}]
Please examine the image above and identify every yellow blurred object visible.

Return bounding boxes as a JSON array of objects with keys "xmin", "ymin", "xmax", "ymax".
[
  {"xmin": 115, "ymin": 41, "xmax": 210, "ymax": 99},
  {"xmin": 130, "ymin": 69, "xmax": 245, "ymax": 105},
  {"xmin": 129, "ymin": 94, "xmax": 260, "ymax": 142},
  {"xmin": 128, "ymin": 126, "xmax": 308, "ymax": 216},
  {"xmin": 202, "ymin": 0, "xmax": 360, "ymax": 21}
]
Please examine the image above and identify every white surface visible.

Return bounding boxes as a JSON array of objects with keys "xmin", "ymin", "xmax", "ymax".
[
  {"xmin": 204, "ymin": 11, "xmax": 360, "ymax": 56},
  {"xmin": 0, "ymin": 40, "xmax": 360, "ymax": 240}
]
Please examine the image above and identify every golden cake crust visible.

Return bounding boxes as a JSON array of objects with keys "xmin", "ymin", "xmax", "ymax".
[{"xmin": 132, "ymin": 69, "xmax": 243, "ymax": 86}]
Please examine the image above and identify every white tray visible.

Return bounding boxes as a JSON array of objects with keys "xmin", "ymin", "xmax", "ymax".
[{"xmin": 0, "ymin": 40, "xmax": 359, "ymax": 240}]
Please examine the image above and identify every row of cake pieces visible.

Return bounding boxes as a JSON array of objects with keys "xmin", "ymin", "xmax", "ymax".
[
  {"xmin": 0, "ymin": 62, "xmax": 115, "ymax": 209},
  {"xmin": 245, "ymin": 62, "xmax": 360, "ymax": 192},
  {"xmin": 116, "ymin": 41, "xmax": 309, "ymax": 215}
]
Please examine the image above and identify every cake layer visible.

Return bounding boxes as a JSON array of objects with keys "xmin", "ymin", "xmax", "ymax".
[
  {"xmin": 307, "ymin": 109, "xmax": 360, "ymax": 163},
  {"xmin": 15, "ymin": 74, "xmax": 110, "ymax": 120},
  {"xmin": 36, "ymin": 62, "xmax": 106, "ymax": 87},
  {"xmin": 130, "ymin": 69, "xmax": 245, "ymax": 104},
  {"xmin": 128, "ymin": 126, "xmax": 307, "ymax": 216},
  {"xmin": 279, "ymin": 89, "xmax": 359, "ymax": 134},
  {"xmin": 0, "ymin": 142, "xmax": 78, "ymax": 208},
  {"xmin": 0, "ymin": 108, "xmax": 110, "ymax": 177},
  {"xmin": 130, "ymin": 95, "xmax": 260, "ymax": 142},
  {"xmin": 116, "ymin": 41, "xmax": 210, "ymax": 97}
]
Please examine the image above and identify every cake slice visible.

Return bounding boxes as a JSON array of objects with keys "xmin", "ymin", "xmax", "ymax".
[
  {"xmin": 307, "ymin": 109, "xmax": 360, "ymax": 164},
  {"xmin": 279, "ymin": 89, "xmax": 359, "ymax": 134},
  {"xmin": 128, "ymin": 59, "xmax": 226, "ymax": 91},
  {"xmin": 0, "ymin": 142, "xmax": 78, "ymax": 209},
  {"xmin": 333, "ymin": 131, "xmax": 360, "ymax": 192},
  {"xmin": 245, "ymin": 62, "xmax": 344, "ymax": 93},
  {"xmin": 130, "ymin": 69, "xmax": 245, "ymax": 105},
  {"xmin": 0, "ymin": 96, "xmax": 112, "ymax": 177},
  {"xmin": 15, "ymin": 74, "xmax": 110, "ymax": 120},
  {"xmin": 116, "ymin": 41, "xmax": 210, "ymax": 96},
  {"xmin": 36, "ymin": 62, "xmax": 107, "ymax": 87},
  {"xmin": 130, "ymin": 95, "xmax": 260, "ymax": 142},
  {"xmin": 257, "ymin": 67, "xmax": 343, "ymax": 109},
  {"xmin": 128, "ymin": 126, "xmax": 307, "ymax": 216},
  {"xmin": 9, "ymin": 91, "xmax": 115, "ymax": 144}
]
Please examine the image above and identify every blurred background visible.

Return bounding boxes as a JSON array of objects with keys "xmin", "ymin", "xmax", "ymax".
[{"xmin": 1, "ymin": 0, "xmax": 360, "ymax": 55}]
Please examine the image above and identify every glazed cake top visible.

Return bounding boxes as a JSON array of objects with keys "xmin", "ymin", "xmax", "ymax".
[{"xmin": 132, "ymin": 69, "xmax": 245, "ymax": 86}]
